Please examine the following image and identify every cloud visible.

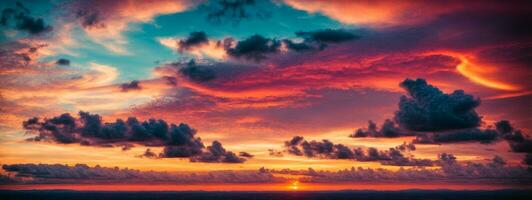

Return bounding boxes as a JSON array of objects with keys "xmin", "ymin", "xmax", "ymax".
[
  {"xmin": 55, "ymin": 58, "xmax": 70, "ymax": 66},
  {"xmin": 524, "ymin": 154, "xmax": 532, "ymax": 165},
  {"xmin": 226, "ymin": 35, "xmax": 281, "ymax": 61},
  {"xmin": 349, "ymin": 119, "xmax": 407, "ymax": 138},
  {"xmin": 239, "ymin": 151, "xmax": 253, "ymax": 158},
  {"xmin": 284, "ymin": 136, "xmax": 430, "ymax": 166},
  {"xmin": 395, "ymin": 78, "xmax": 481, "ymax": 132},
  {"xmin": 204, "ymin": 0, "xmax": 270, "ymax": 24},
  {"xmin": 413, "ymin": 128, "xmax": 499, "ymax": 144},
  {"xmin": 295, "ymin": 29, "xmax": 359, "ymax": 49},
  {"xmin": 160, "ymin": 29, "xmax": 358, "ymax": 61},
  {"xmin": 284, "ymin": 29, "xmax": 359, "ymax": 52},
  {"xmin": 178, "ymin": 60, "xmax": 217, "ymax": 82},
  {"xmin": 0, "ymin": 2, "xmax": 52, "ymax": 35},
  {"xmin": 495, "ymin": 120, "xmax": 526, "ymax": 142},
  {"xmin": 283, "ymin": 1, "xmax": 525, "ymax": 28},
  {"xmin": 190, "ymin": 141, "xmax": 246, "ymax": 163},
  {"xmin": 1, "ymin": 163, "xmax": 278, "ymax": 184},
  {"xmin": 67, "ymin": 0, "xmax": 199, "ymax": 54},
  {"xmin": 22, "ymin": 111, "xmax": 248, "ymax": 163},
  {"xmin": 265, "ymin": 155, "xmax": 531, "ymax": 183},
  {"xmin": 158, "ymin": 37, "xmax": 229, "ymax": 59},
  {"xmin": 140, "ymin": 148, "xmax": 158, "ymax": 159},
  {"xmin": 177, "ymin": 31, "xmax": 209, "ymax": 52},
  {"xmin": 509, "ymin": 140, "xmax": 532, "ymax": 153},
  {"xmin": 120, "ymin": 80, "xmax": 142, "ymax": 92}
]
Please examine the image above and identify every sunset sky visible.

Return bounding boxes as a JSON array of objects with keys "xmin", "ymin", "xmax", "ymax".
[{"xmin": 0, "ymin": 0, "xmax": 531, "ymax": 190}]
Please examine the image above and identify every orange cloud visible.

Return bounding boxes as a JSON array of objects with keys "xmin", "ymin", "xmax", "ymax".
[
  {"xmin": 424, "ymin": 51, "xmax": 520, "ymax": 91},
  {"xmin": 283, "ymin": 0, "xmax": 459, "ymax": 27}
]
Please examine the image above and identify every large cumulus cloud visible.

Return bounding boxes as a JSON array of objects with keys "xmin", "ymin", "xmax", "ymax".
[{"xmin": 395, "ymin": 78, "xmax": 481, "ymax": 132}]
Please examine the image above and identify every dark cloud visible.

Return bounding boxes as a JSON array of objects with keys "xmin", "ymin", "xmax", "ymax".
[
  {"xmin": 268, "ymin": 156, "xmax": 531, "ymax": 183},
  {"xmin": 226, "ymin": 35, "xmax": 281, "ymax": 61},
  {"xmin": 495, "ymin": 120, "xmax": 525, "ymax": 142},
  {"xmin": 394, "ymin": 78, "xmax": 481, "ymax": 132},
  {"xmin": 74, "ymin": 8, "xmax": 104, "ymax": 29},
  {"xmin": 295, "ymin": 29, "xmax": 359, "ymax": 49},
  {"xmin": 178, "ymin": 31, "xmax": 209, "ymax": 52},
  {"xmin": 509, "ymin": 139, "xmax": 532, "ymax": 153},
  {"xmin": 141, "ymin": 148, "xmax": 158, "ymax": 159},
  {"xmin": 495, "ymin": 120, "xmax": 514, "ymax": 135},
  {"xmin": 239, "ymin": 151, "xmax": 254, "ymax": 158},
  {"xmin": 413, "ymin": 128, "xmax": 498, "ymax": 144},
  {"xmin": 22, "ymin": 111, "xmax": 247, "ymax": 163},
  {"xmin": 172, "ymin": 29, "xmax": 359, "ymax": 61},
  {"xmin": 56, "ymin": 58, "xmax": 70, "ymax": 66},
  {"xmin": 204, "ymin": 0, "xmax": 270, "ymax": 25},
  {"xmin": 282, "ymin": 29, "xmax": 359, "ymax": 52},
  {"xmin": 268, "ymin": 149, "xmax": 283, "ymax": 157},
  {"xmin": 190, "ymin": 141, "xmax": 246, "ymax": 163},
  {"xmin": 0, "ymin": 2, "xmax": 52, "ymax": 35},
  {"xmin": 178, "ymin": 60, "xmax": 217, "ymax": 82},
  {"xmin": 437, "ymin": 153, "xmax": 457, "ymax": 165},
  {"xmin": 160, "ymin": 140, "xmax": 204, "ymax": 158},
  {"xmin": 0, "ymin": 174, "xmax": 17, "ymax": 184},
  {"xmin": 1, "ymin": 163, "xmax": 277, "ymax": 184},
  {"xmin": 349, "ymin": 119, "xmax": 408, "ymax": 138},
  {"xmin": 524, "ymin": 154, "xmax": 532, "ymax": 165},
  {"xmin": 284, "ymin": 136, "xmax": 430, "ymax": 166},
  {"xmin": 120, "ymin": 80, "xmax": 142, "ymax": 92}
]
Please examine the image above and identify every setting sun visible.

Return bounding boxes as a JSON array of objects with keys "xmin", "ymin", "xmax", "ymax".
[{"xmin": 290, "ymin": 181, "xmax": 300, "ymax": 190}]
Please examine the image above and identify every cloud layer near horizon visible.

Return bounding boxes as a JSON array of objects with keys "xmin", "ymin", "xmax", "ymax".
[{"xmin": 0, "ymin": 0, "xmax": 531, "ymax": 176}]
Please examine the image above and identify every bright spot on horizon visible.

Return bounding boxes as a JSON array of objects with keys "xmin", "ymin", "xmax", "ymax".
[{"xmin": 290, "ymin": 180, "xmax": 300, "ymax": 190}]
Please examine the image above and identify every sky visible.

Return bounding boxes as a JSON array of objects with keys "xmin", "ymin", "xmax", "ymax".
[{"xmin": 0, "ymin": 0, "xmax": 531, "ymax": 190}]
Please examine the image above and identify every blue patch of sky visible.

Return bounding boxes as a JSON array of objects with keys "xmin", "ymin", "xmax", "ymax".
[{"xmin": 14, "ymin": 0, "xmax": 352, "ymax": 83}]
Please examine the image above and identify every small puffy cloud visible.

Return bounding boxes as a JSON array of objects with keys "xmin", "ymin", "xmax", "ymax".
[
  {"xmin": 56, "ymin": 58, "xmax": 70, "ymax": 66},
  {"xmin": 394, "ymin": 78, "xmax": 481, "ymax": 132},
  {"xmin": 178, "ymin": 31, "xmax": 209, "ymax": 52},
  {"xmin": 495, "ymin": 120, "xmax": 525, "ymax": 142},
  {"xmin": 120, "ymin": 80, "xmax": 142, "ymax": 92},
  {"xmin": 239, "ymin": 151, "xmax": 254, "ymax": 158},
  {"xmin": 140, "ymin": 148, "xmax": 158, "ymax": 159}
]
